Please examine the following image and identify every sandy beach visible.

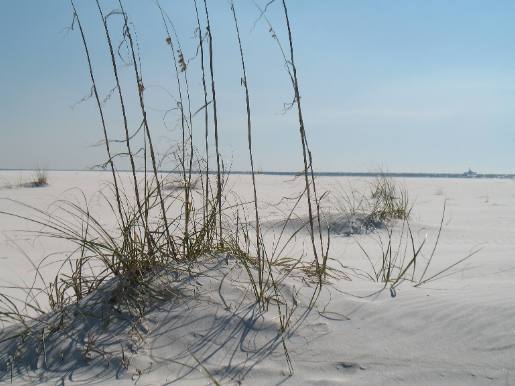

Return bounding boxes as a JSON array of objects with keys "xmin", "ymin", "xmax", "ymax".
[
  {"xmin": 2, "ymin": 1, "xmax": 515, "ymax": 384},
  {"xmin": 1, "ymin": 171, "xmax": 513, "ymax": 385}
]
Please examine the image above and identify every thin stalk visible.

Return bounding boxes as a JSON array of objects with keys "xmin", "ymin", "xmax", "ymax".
[
  {"xmin": 230, "ymin": 0, "xmax": 264, "ymax": 303},
  {"xmin": 281, "ymin": 0, "xmax": 322, "ymax": 277},
  {"xmin": 193, "ymin": 0, "xmax": 210, "ymax": 232},
  {"xmin": 95, "ymin": 0, "xmax": 144, "ymax": 229},
  {"xmin": 203, "ymin": 0, "xmax": 223, "ymax": 246},
  {"xmin": 156, "ymin": 1, "xmax": 192, "ymax": 257},
  {"xmin": 166, "ymin": 6, "xmax": 196, "ymax": 257},
  {"xmin": 419, "ymin": 201, "xmax": 446, "ymax": 283},
  {"xmin": 70, "ymin": 1, "xmax": 125, "ymax": 230},
  {"xmin": 117, "ymin": 0, "xmax": 175, "ymax": 257}
]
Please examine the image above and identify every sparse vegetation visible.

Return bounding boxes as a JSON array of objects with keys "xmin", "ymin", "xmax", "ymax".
[
  {"xmin": 369, "ymin": 174, "xmax": 410, "ymax": 222},
  {"xmin": 331, "ymin": 176, "xmax": 476, "ymax": 294},
  {"xmin": 0, "ymin": 1, "xmax": 507, "ymax": 384},
  {"xmin": 331, "ymin": 174, "xmax": 411, "ymax": 235},
  {"xmin": 31, "ymin": 169, "xmax": 48, "ymax": 187},
  {"xmin": 0, "ymin": 0, "xmax": 328, "ymax": 382},
  {"xmin": 0, "ymin": 169, "xmax": 49, "ymax": 189},
  {"xmin": 354, "ymin": 199, "xmax": 480, "ymax": 295}
]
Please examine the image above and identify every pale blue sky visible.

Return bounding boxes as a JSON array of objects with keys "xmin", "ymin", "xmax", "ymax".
[{"xmin": 1, "ymin": 1, "xmax": 515, "ymax": 173}]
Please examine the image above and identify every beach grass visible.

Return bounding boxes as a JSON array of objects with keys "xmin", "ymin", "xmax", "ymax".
[{"xmin": 0, "ymin": 0, "xmax": 328, "ymax": 381}]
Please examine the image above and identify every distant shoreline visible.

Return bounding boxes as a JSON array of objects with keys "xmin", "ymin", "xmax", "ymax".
[{"xmin": 1, "ymin": 168, "xmax": 514, "ymax": 179}]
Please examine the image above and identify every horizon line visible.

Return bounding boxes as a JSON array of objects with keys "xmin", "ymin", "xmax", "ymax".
[{"xmin": 1, "ymin": 168, "xmax": 515, "ymax": 179}]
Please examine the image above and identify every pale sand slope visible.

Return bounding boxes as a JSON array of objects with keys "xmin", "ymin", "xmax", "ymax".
[{"xmin": 0, "ymin": 171, "xmax": 514, "ymax": 385}]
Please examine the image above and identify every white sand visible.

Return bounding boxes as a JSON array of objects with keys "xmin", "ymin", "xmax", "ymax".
[{"xmin": 1, "ymin": 171, "xmax": 514, "ymax": 385}]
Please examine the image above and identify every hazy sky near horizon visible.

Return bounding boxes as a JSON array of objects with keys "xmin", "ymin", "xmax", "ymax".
[{"xmin": 2, "ymin": 0, "xmax": 515, "ymax": 173}]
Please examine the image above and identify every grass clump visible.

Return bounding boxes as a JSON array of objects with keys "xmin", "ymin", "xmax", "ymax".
[
  {"xmin": 369, "ymin": 174, "xmax": 410, "ymax": 222},
  {"xmin": 32, "ymin": 169, "xmax": 48, "ymax": 187},
  {"xmin": 331, "ymin": 174, "xmax": 410, "ymax": 236},
  {"xmin": 6, "ymin": 169, "xmax": 49, "ymax": 189},
  {"xmin": 0, "ymin": 0, "xmax": 329, "ymax": 382}
]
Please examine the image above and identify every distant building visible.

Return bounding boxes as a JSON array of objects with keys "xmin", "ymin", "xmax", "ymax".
[{"xmin": 463, "ymin": 168, "xmax": 478, "ymax": 178}]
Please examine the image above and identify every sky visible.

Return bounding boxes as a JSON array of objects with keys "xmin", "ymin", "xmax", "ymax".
[{"xmin": 1, "ymin": 0, "xmax": 515, "ymax": 173}]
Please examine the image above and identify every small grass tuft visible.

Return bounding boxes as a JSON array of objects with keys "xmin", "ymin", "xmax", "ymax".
[
  {"xmin": 31, "ymin": 169, "xmax": 48, "ymax": 187},
  {"xmin": 331, "ymin": 174, "xmax": 410, "ymax": 236},
  {"xmin": 369, "ymin": 174, "xmax": 410, "ymax": 222}
]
